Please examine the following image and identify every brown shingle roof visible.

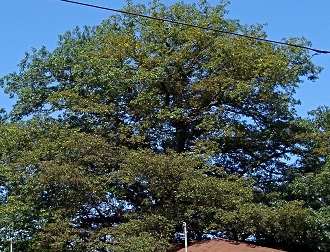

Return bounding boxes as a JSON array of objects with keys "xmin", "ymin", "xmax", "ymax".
[{"xmin": 170, "ymin": 239, "xmax": 286, "ymax": 252}]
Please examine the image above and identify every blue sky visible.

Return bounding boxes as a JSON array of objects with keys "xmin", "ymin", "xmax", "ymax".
[{"xmin": 1, "ymin": 0, "xmax": 329, "ymax": 117}]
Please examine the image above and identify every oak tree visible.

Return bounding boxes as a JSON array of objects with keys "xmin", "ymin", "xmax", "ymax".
[{"xmin": 0, "ymin": 1, "xmax": 324, "ymax": 251}]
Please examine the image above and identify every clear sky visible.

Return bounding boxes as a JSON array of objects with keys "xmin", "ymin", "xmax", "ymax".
[{"xmin": 1, "ymin": 0, "xmax": 329, "ymax": 117}]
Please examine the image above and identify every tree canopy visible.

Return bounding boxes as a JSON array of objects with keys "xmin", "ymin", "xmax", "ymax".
[{"xmin": 0, "ymin": 1, "xmax": 328, "ymax": 251}]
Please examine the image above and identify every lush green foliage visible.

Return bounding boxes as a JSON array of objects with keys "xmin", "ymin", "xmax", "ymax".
[{"xmin": 0, "ymin": 1, "xmax": 328, "ymax": 251}]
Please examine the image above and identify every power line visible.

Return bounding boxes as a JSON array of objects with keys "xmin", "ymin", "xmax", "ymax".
[{"xmin": 59, "ymin": 0, "xmax": 330, "ymax": 54}]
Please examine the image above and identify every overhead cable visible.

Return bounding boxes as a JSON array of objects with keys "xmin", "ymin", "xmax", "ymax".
[{"xmin": 59, "ymin": 0, "xmax": 330, "ymax": 54}]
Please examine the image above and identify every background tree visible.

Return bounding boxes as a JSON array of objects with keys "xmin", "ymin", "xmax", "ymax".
[
  {"xmin": 0, "ymin": 1, "xmax": 325, "ymax": 251},
  {"xmin": 282, "ymin": 107, "xmax": 330, "ymax": 251}
]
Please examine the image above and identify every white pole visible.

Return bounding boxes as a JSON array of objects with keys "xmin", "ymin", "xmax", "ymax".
[
  {"xmin": 183, "ymin": 222, "xmax": 188, "ymax": 252},
  {"xmin": 10, "ymin": 238, "xmax": 13, "ymax": 252}
]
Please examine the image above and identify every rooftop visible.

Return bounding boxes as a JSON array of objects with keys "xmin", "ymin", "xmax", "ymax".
[{"xmin": 170, "ymin": 239, "xmax": 286, "ymax": 252}]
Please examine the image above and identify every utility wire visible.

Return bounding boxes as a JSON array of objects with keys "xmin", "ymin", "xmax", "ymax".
[{"xmin": 59, "ymin": 0, "xmax": 330, "ymax": 54}]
